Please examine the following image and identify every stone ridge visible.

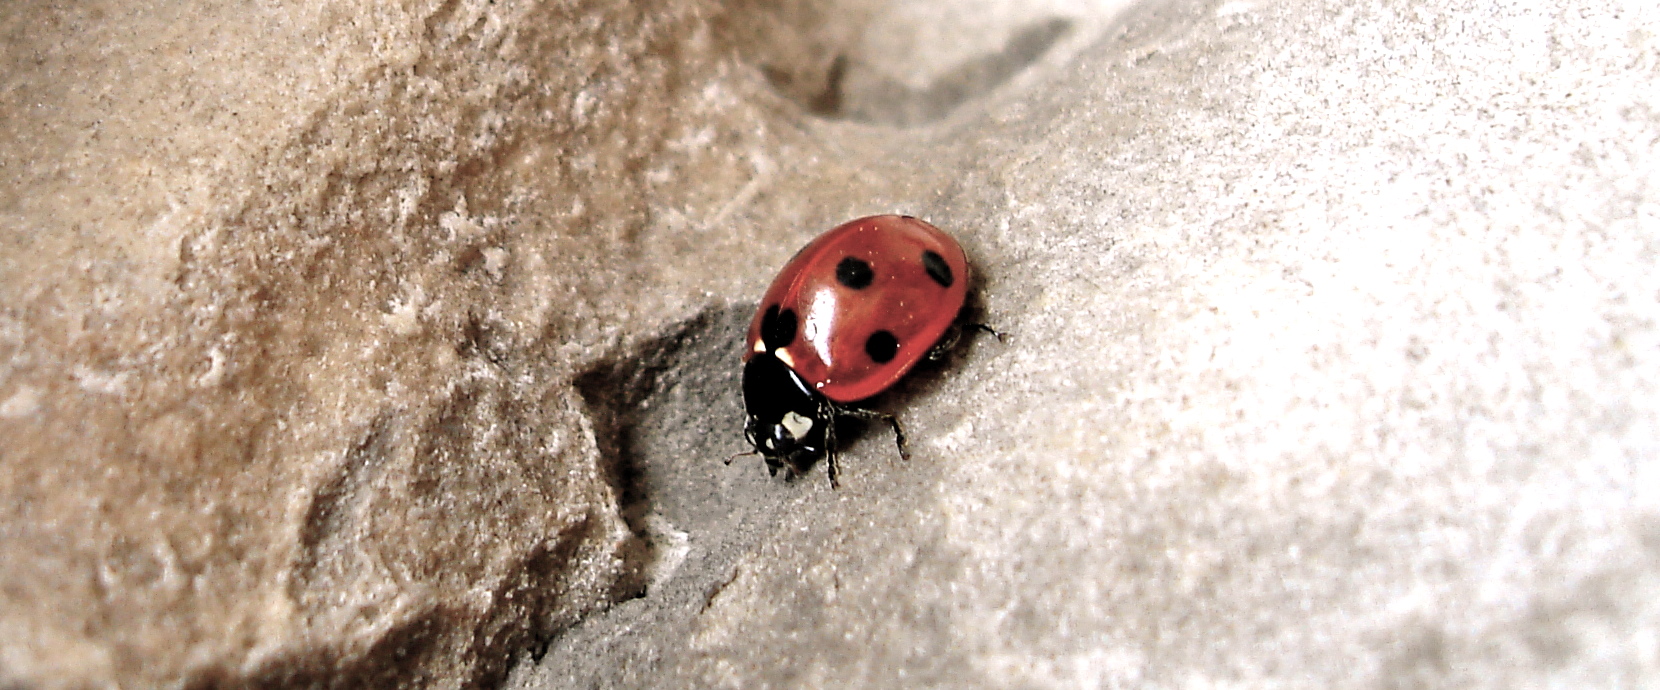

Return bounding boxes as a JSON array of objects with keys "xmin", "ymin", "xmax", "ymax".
[{"xmin": 0, "ymin": 0, "xmax": 751, "ymax": 687}]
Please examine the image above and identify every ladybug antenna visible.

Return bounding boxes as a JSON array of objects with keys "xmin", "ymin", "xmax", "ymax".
[{"xmin": 725, "ymin": 449, "xmax": 759, "ymax": 466}]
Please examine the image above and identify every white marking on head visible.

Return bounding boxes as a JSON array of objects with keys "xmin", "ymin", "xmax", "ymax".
[
  {"xmin": 774, "ymin": 349, "xmax": 796, "ymax": 368},
  {"xmin": 781, "ymin": 411, "xmax": 814, "ymax": 440},
  {"xmin": 753, "ymin": 340, "xmax": 767, "ymax": 353}
]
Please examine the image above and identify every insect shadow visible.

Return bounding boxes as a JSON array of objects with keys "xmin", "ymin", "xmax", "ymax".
[{"xmin": 575, "ymin": 305, "xmax": 748, "ymax": 521}]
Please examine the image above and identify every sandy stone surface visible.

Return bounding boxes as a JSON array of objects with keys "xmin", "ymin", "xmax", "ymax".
[
  {"xmin": 0, "ymin": 0, "xmax": 762, "ymax": 686},
  {"xmin": 516, "ymin": 0, "xmax": 1660, "ymax": 687},
  {"xmin": 3, "ymin": 0, "xmax": 1658, "ymax": 687}
]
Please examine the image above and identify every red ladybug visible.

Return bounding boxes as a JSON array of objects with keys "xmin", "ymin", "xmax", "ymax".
[{"xmin": 734, "ymin": 214, "xmax": 973, "ymax": 487}]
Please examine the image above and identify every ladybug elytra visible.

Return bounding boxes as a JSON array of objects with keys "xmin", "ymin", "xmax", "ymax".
[{"xmin": 734, "ymin": 215, "xmax": 973, "ymax": 488}]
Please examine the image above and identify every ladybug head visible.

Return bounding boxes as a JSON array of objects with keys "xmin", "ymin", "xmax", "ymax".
[{"xmin": 742, "ymin": 351, "xmax": 828, "ymax": 476}]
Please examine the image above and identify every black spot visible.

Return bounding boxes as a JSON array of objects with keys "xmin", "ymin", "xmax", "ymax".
[
  {"xmin": 836, "ymin": 256, "xmax": 874, "ymax": 289},
  {"xmin": 865, "ymin": 330, "xmax": 899, "ymax": 363},
  {"xmin": 761, "ymin": 304, "xmax": 798, "ymax": 350},
  {"xmin": 921, "ymin": 250, "xmax": 953, "ymax": 288}
]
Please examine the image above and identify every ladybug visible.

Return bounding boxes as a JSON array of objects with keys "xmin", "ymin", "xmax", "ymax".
[{"xmin": 733, "ymin": 214, "xmax": 973, "ymax": 488}]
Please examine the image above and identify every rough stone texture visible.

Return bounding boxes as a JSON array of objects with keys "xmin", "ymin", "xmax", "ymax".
[
  {"xmin": 4, "ymin": 0, "xmax": 1658, "ymax": 688},
  {"xmin": 514, "ymin": 0, "xmax": 1660, "ymax": 687},
  {"xmin": 0, "ymin": 0, "xmax": 771, "ymax": 686}
]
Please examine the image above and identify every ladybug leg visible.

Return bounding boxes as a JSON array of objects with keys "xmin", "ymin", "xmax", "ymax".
[
  {"xmin": 924, "ymin": 323, "xmax": 1007, "ymax": 362},
  {"xmin": 924, "ymin": 326, "xmax": 962, "ymax": 362},
  {"xmin": 821, "ymin": 402, "xmax": 842, "ymax": 489},
  {"xmin": 963, "ymin": 322, "xmax": 1007, "ymax": 342},
  {"xmin": 839, "ymin": 407, "xmax": 910, "ymax": 462}
]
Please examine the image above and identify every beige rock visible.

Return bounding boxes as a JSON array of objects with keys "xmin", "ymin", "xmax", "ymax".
[
  {"xmin": 0, "ymin": 0, "xmax": 779, "ymax": 686},
  {"xmin": 8, "ymin": 0, "xmax": 1660, "ymax": 686},
  {"xmin": 515, "ymin": 0, "xmax": 1660, "ymax": 687}
]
